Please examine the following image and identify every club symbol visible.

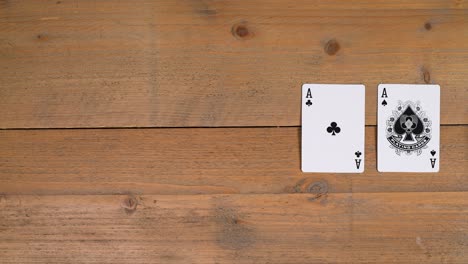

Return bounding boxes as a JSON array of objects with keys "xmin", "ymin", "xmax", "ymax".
[
  {"xmin": 430, "ymin": 150, "xmax": 436, "ymax": 156},
  {"xmin": 305, "ymin": 100, "xmax": 312, "ymax": 107},
  {"xmin": 326, "ymin": 122, "xmax": 341, "ymax": 136},
  {"xmin": 381, "ymin": 100, "xmax": 387, "ymax": 106},
  {"xmin": 354, "ymin": 151, "xmax": 362, "ymax": 169}
]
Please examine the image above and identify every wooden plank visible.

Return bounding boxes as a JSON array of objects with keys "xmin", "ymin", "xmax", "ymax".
[
  {"xmin": 1, "ymin": 1, "xmax": 467, "ymax": 128},
  {"xmin": 0, "ymin": 192, "xmax": 466, "ymax": 263},
  {"xmin": 1, "ymin": 126, "xmax": 466, "ymax": 195}
]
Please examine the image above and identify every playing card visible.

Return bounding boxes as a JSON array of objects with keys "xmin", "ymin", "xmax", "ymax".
[
  {"xmin": 302, "ymin": 84, "xmax": 365, "ymax": 173},
  {"xmin": 377, "ymin": 84, "xmax": 440, "ymax": 172}
]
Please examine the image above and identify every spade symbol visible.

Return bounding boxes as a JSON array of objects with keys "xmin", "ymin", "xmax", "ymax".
[
  {"xmin": 431, "ymin": 150, "xmax": 436, "ymax": 156},
  {"xmin": 327, "ymin": 122, "xmax": 341, "ymax": 136},
  {"xmin": 381, "ymin": 100, "xmax": 387, "ymax": 106},
  {"xmin": 393, "ymin": 106, "xmax": 424, "ymax": 141}
]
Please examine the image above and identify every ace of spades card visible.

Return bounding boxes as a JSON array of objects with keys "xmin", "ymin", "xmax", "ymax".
[
  {"xmin": 302, "ymin": 84, "xmax": 365, "ymax": 173},
  {"xmin": 378, "ymin": 84, "xmax": 440, "ymax": 172}
]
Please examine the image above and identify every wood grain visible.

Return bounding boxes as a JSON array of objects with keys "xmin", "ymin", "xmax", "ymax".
[
  {"xmin": 1, "ymin": 1, "xmax": 467, "ymax": 262},
  {"xmin": 0, "ymin": 192, "xmax": 466, "ymax": 263},
  {"xmin": 1, "ymin": 0, "xmax": 467, "ymax": 128},
  {"xmin": 1, "ymin": 126, "xmax": 466, "ymax": 195}
]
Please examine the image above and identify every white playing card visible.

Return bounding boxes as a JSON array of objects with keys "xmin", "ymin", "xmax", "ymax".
[
  {"xmin": 377, "ymin": 84, "xmax": 440, "ymax": 172},
  {"xmin": 302, "ymin": 84, "xmax": 365, "ymax": 173}
]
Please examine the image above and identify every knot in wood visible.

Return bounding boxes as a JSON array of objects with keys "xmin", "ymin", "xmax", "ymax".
[
  {"xmin": 232, "ymin": 22, "xmax": 253, "ymax": 40},
  {"xmin": 424, "ymin": 22, "xmax": 432, "ymax": 31},
  {"xmin": 422, "ymin": 68, "xmax": 431, "ymax": 84},
  {"xmin": 307, "ymin": 181, "xmax": 329, "ymax": 200},
  {"xmin": 324, "ymin": 39, "xmax": 340, "ymax": 55},
  {"xmin": 121, "ymin": 196, "xmax": 138, "ymax": 214}
]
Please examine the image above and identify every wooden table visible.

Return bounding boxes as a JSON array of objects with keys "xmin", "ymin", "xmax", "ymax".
[{"xmin": 1, "ymin": 1, "xmax": 467, "ymax": 263}]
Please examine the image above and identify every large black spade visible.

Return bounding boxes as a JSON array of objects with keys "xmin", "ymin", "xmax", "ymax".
[{"xmin": 393, "ymin": 106, "xmax": 424, "ymax": 141}]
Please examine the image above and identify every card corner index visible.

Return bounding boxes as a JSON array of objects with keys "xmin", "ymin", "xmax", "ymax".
[
  {"xmin": 377, "ymin": 84, "xmax": 389, "ymax": 94},
  {"xmin": 302, "ymin": 83, "xmax": 311, "ymax": 90}
]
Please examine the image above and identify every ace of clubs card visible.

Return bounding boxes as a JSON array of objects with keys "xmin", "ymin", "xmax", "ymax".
[
  {"xmin": 378, "ymin": 84, "xmax": 440, "ymax": 172},
  {"xmin": 302, "ymin": 84, "xmax": 365, "ymax": 173}
]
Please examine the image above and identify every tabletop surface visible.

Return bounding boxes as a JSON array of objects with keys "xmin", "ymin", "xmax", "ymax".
[{"xmin": 1, "ymin": 1, "xmax": 467, "ymax": 263}]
